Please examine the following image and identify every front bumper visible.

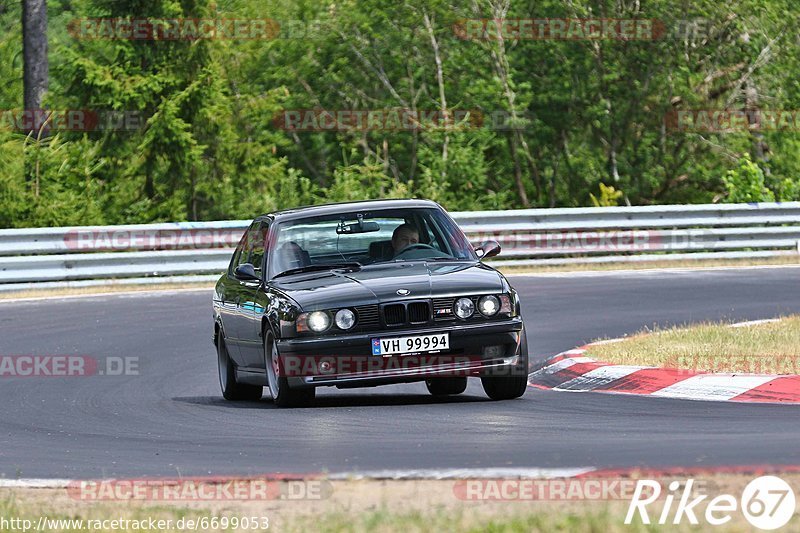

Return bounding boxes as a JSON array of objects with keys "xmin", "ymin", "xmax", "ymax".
[{"xmin": 276, "ymin": 318, "xmax": 526, "ymax": 388}]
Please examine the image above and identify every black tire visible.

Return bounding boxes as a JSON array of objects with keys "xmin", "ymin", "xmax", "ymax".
[
  {"xmin": 217, "ymin": 333, "xmax": 262, "ymax": 401},
  {"xmin": 265, "ymin": 336, "xmax": 315, "ymax": 407},
  {"xmin": 481, "ymin": 327, "xmax": 529, "ymax": 400},
  {"xmin": 481, "ymin": 375, "xmax": 528, "ymax": 400},
  {"xmin": 425, "ymin": 377, "xmax": 468, "ymax": 396}
]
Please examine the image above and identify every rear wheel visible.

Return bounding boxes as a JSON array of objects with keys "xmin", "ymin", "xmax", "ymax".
[
  {"xmin": 265, "ymin": 336, "xmax": 315, "ymax": 407},
  {"xmin": 425, "ymin": 377, "xmax": 468, "ymax": 396},
  {"xmin": 217, "ymin": 333, "xmax": 262, "ymax": 401}
]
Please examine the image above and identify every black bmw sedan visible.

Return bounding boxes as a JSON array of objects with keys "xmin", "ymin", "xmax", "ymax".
[{"xmin": 213, "ymin": 199, "xmax": 528, "ymax": 407}]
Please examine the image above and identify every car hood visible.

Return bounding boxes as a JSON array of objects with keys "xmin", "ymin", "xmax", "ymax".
[{"xmin": 271, "ymin": 261, "xmax": 506, "ymax": 310}]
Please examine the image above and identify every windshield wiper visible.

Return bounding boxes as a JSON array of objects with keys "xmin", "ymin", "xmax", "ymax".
[
  {"xmin": 273, "ymin": 262, "xmax": 361, "ymax": 279},
  {"xmin": 390, "ymin": 256, "xmax": 459, "ymax": 263}
]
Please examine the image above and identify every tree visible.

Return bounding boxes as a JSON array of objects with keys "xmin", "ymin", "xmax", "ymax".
[{"xmin": 21, "ymin": 0, "xmax": 47, "ymax": 136}]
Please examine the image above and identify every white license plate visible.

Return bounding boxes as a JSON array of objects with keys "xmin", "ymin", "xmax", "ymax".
[{"xmin": 371, "ymin": 333, "xmax": 449, "ymax": 356}]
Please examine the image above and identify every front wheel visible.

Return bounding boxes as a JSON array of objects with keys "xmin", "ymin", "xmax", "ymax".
[
  {"xmin": 217, "ymin": 334, "xmax": 262, "ymax": 401},
  {"xmin": 481, "ymin": 328, "xmax": 529, "ymax": 400},
  {"xmin": 481, "ymin": 375, "xmax": 528, "ymax": 400},
  {"xmin": 265, "ymin": 337, "xmax": 315, "ymax": 407}
]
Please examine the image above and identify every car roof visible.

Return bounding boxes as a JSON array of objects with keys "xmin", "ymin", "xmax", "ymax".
[{"xmin": 257, "ymin": 198, "xmax": 441, "ymax": 223}]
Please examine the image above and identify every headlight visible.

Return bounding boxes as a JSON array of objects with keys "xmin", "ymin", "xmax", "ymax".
[
  {"xmin": 307, "ymin": 311, "xmax": 330, "ymax": 332},
  {"xmin": 335, "ymin": 308, "xmax": 356, "ymax": 330},
  {"xmin": 297, "ymin": 311, "xmax": 331, "ymax": 333},
  {"xmin": 478, "ymin": 295, "xmax": 500, "ymax": 316},
  {"xmin": 454, "ymin": 297, "xmax": 475, "ymax": 319}
]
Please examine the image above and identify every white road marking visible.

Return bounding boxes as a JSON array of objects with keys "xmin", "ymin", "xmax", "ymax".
[
  {"xmin": 556, "ymin": 365, "xmax": 647, "ymax": 391},
  {"xmin": 730, "ymin": 318, "xmax": 781, "ymax": 328},
  {"xmin": 0, "ymin": 478, "xmax": 73, "ymax": 488},
  {"xmin": 529, "ymin": 357, "xmax": 594, "ymax": 377},
  {"xmin": 329, "ymin": 467, "xmax": 597, "ymax": 480},
  {"xmin": 651, "ymin": 374, "xmax": 778, "ymax": 401},
  {"xmin": 0, "ymin": 468, "xmax": 599, "ymax": 487},
  {"xmin": 586, "ymin": 338, "xmax": 629, "ymax": 346}
]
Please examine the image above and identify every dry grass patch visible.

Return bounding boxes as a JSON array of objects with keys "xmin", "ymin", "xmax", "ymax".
[
  {"xmin": 585, "ymin": 316, "xmax": 800, "ymax": 374},
  {"xmin": 5, "ymin": 474, "xmax": 799, "ymax": 532},
  {"xmin": 499, "ymin": 255, "xmax": 800, "ymax": 274},
  {"xmin": 0, "ymin": 283, "xmax": 214, "ymax": 301}
]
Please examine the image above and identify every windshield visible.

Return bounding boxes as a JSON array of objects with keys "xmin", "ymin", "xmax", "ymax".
[{"xmin": 268, "ymin": 207, "xmax": 476, "ymax": 279}]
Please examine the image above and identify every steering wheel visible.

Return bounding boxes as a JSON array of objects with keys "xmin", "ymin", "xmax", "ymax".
[{"xmin": 395, "ymin": 243, "xmax": 435, "ymax": 256}]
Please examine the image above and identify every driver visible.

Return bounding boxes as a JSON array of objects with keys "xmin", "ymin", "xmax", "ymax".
[{"xmin": 391, "ymin": 224, "xmax": 419, "ymax": 256}]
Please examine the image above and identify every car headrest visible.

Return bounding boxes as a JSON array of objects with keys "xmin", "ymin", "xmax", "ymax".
[
  {"xmin": 275, "ymin": 242, "xmax": 311, "ymax": 271},
  {"xmin": 369, "ymin": 240, "xmax": 394, "ymax": 259}
]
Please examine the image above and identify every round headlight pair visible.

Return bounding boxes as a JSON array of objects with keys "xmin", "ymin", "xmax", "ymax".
[
  {"xmin": 306, "ymin": 309, "xmax": 356, "ymax": 332},
  {"xmin": 453, "ymin": 295, "xmax": 501, "ymax": 319}
]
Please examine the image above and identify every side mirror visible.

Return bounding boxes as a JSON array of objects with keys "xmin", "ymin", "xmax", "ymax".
[
  {"xmin": 234, "ymin": 263, "xmax": 259, "ymax": 281},
  {"xmin": 475, "ymin": 240, "xmax": 501, "ymax": 259}
]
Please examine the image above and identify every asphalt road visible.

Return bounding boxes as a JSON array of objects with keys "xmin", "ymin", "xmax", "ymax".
[{"xmin": 1, "ymin": 266, "xmax": 800, "ymax": 479}]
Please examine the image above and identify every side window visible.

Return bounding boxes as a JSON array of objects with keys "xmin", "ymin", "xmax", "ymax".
[
  {"xmin": 228, "ymin": 225, "xmax": 252, "ymax": 276},
  {"xmin": 249, "ymin": 222, "xmax": 269, "ymax": 274},
  {"xmin": 229, "ymin": 221, "xmax": 262, "ymax": 275}
]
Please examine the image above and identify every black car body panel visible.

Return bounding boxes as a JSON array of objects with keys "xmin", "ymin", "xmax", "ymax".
[
  {"xmin": 212, "ymin": 199, "xmax": 528, "ymax": 400},
  {"xmin": 271, "ymin": 261, "xmax": 508, "ymax": 309}
]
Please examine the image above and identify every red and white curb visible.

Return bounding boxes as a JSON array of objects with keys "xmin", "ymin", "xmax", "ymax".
[{"xmin": 528, "ymin": 342, "xmax": 800, "ymax": 404}]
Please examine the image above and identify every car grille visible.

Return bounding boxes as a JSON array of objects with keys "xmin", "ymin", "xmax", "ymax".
[
  {"xmin": 355, "ymin": 305, "xmax": 380, "ymax": 331},
  {"xmin": 383, "ymin": 304, "xmax": 406, "ymax": 326},
  {"xmin": 433, "ymin": 297, "xmax": 456, "ymax": 320},
  {"xmin": 381, "ymin": 300, "xmax": 432, "ymax": 327},
  {"xmin": 407, "ymin": 301, "xmax": 430, "ymax": 324},
  {"xmin": 351, "ymin": 296, "xmax": 504, "ymax": 333}
]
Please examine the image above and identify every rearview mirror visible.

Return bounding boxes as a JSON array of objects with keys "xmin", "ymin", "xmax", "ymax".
[
  {"xmin": 475, "ymin": 240, "xmax": 501, "ymax": 259},
  {"xmin": 336, "ymin": 220, "xmax": 380, "ymax": 234},
  {"xmin": 234, "ymin": 263, "xmax": 260, "ymax": 281}
]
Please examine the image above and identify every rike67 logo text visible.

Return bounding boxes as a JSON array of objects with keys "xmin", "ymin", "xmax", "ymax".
[{"xmin": 626, "ymin": 476, "xmax": 796, "ymax": 530}]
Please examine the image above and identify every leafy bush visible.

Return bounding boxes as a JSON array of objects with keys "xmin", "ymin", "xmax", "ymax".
[{"xmin": 723, "ymin": 155, "xmax": 775, "ymax": 203}]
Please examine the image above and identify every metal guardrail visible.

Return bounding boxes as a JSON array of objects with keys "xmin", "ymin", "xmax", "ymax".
[{"xmin": 0, "ymin": 202, "xmax": 798, "ymax": 290}]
